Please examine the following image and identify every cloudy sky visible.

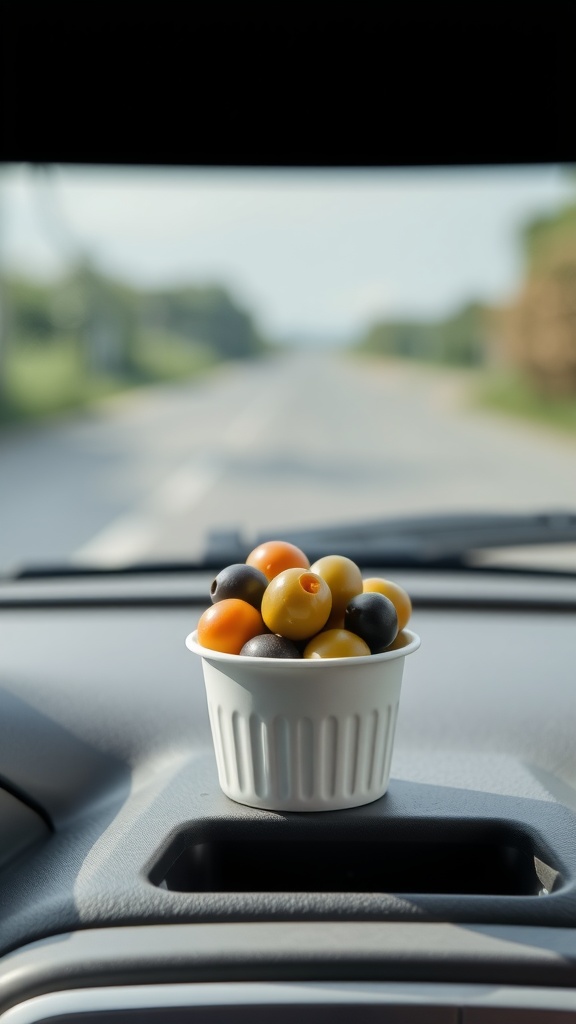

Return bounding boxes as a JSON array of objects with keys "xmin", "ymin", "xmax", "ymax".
[{"xmin": 2, "ymin": 163, "xmax": 574, "ymax": 341}]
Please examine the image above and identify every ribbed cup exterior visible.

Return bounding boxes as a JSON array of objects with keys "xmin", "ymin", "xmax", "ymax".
[
  {"xmin": 195, "ymin": 645, "xmax": 411, "ymax": 811},
  {"xmin": 207, "ymin": 700, "xmax": 400, "ymax": 811}
]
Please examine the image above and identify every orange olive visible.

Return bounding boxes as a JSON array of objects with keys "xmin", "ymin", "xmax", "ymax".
[
  {"xmin": 246, "ymin": 539, "xmax": 310, "ymax": 581},
  {"xmin": 197, "ymin": 598, "xmax": 265, "ymax": 655}
]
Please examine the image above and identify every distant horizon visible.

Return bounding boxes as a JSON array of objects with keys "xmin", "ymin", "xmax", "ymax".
[{"xmin": 2, "ymin": 164, "xmax": 574, "ymax": 342}]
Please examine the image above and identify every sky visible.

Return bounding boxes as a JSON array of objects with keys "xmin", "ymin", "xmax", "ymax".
[{"xmin": 1, "ymin": 163, "xmax": 574, "ymax": 343}]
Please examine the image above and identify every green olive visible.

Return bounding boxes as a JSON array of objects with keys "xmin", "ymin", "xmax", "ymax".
[
  {"xmin": 309, "ymin": 554, "xmax": 363, "ymax": 626},
  {"xmin": 261, "ymin": 568, "xmax": 332, "ymax": 641},
  {"xmin": 303, "ymin": 628, "xmax": 371, "ymax": 659}
]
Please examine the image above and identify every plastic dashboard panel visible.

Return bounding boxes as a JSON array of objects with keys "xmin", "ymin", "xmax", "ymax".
[
  {"xmin": 6, "ymin": 979, "xmax": 576, "ymax": 1023},
  {"xmin": 1, "ymin": 570, "xmax": 576, "ymax": 1014}
]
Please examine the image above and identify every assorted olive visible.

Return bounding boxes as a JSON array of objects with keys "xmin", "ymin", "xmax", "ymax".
[
  {"xmin": 309, "ymin": 554, "xmax": 364, "ymax": 628},
  {"xmin": 362, "ymin": 576, "xmax": 412, "ymax": 631},
  {"xmin": 344, "ymin": 592, "xmax": 398, "ymax": 653},
  {"xmin": 240, "ymin": 634, "xmax": 301, "ymax": 659},
  {"xmin": 196, "ymin": 539, "xmax": 412, "ymax": 659},
  {"xmin": 197, "ymin": 597, "xmax": 265, "ymax": 656},
  {"xmin": 303, "ymin": 628, "xmax": 371, "ymax": 660},
  {"xmin": 261, "ymin": 567, "xmax": 332, "ymax": 640},
  {"xmin": 246, "ymin": 539, "xmax": 310, "ymax": 581},
  {"xmin": 210, "ymin": 563, "xmax": 268, "ymax": 610}
]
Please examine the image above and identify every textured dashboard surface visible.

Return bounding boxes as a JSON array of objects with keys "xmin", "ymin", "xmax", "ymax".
[{"xmin": 0, "ymin": 593, "xmax": 575, "ymax": 962}]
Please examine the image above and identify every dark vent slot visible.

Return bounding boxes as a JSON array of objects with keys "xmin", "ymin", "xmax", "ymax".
[{"xmin": 158, "ymin": 836, "xmax": 555, "ymax": 896}]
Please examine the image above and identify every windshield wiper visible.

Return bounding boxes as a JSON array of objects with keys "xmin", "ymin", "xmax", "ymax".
[
  {"xmin": 201, "ymin": 511, "xmax": 576, "ymax": 571},
  {"xmin": 7, "ymin": 511, "xmax": 576, "ymax": 579}
]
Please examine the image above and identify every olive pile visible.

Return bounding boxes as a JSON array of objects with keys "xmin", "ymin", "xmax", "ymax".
[{"xmin": 197, "ymin": 539, "xmax": 412, "ymax": 659}]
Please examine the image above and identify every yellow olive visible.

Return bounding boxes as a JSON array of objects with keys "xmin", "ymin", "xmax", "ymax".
[
  {"xmin": 309, "ymin": 554, "xmax": 363, "ymax": 627},
  {"xmin": 303, "ymin": 628, "xmax": 371, "ymax": 659},
  {"xmin": 261, "ymin": 568, "xmax": 332, "ymax": 641}
]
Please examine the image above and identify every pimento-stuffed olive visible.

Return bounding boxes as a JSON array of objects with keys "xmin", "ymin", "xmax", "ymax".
[{"xmin": 261, "ymin": 568, "xmax": 332, "ymax": 641}]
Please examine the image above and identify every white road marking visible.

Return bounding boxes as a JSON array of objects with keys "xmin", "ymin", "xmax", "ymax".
[
  {"xmin": 72, "ymin": 403, "xmax": 274, "ymax": 566},
  {"xmin": 73, "ymin": 514, "xmax": 160, "ymax": 566},
  {"xmin": 73, "ymin": 460, "xmax": 222, "ymax": 566},
  {"xmin": 151, "ymin": 461, "xmax": 223, "ymax": 517}
]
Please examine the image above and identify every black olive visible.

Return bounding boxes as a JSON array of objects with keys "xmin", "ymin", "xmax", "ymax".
[
  {"xmin": 240, "ymin": 634, "xmax": 301, "ymax": 658},
  {"xmin": 210, "ymin": 563, "xmax": 268, "ymax": 610},
  {"xmin": 344, "ymin": 592, "xmax": 398, "ymax": 653}
]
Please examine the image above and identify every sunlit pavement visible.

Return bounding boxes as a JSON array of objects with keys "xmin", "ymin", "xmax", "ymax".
[{"xmin": 2, "ymin": 350, "xmax": 576, "ymax": 573}]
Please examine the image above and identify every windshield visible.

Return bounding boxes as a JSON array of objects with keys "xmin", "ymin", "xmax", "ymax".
[{"xmin": 1, "ymin": 164, "xmax": 576, "ymax": 574}]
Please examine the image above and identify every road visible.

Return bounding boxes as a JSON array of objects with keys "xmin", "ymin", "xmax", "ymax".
[{"xmin": 2, "ymin": 349, "xmax": 576, "ymax": 572}]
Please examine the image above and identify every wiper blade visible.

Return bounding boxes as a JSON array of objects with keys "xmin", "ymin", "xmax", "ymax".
[
  {"xmin": 5, "ymin": 560, "xmax": 209, "ymax": 580},
  {"xmin": 203, "ymin": 511, "xmax": 576, "ymax": 569},
  {"xmin": 7, "ymin": 511, "xmax": 576, "ymax": 580}
]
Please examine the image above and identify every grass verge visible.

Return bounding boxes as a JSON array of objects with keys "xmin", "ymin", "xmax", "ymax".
[
  {"xmin": 476, "ymin": 369, "xmax": 576, "ymax": 436},
  {"xmin": 1, "ymin": 332, "xmax": 217, "ymax": 426}
]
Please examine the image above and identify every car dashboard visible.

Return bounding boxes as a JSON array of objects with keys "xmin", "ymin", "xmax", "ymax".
[
  {"xmin": 2, "ymin": 1, "xmax": 576, "ymax": 1016},
  {"xmin": 1, "ymin": 567, "xmax": 576, "ymax": 1021}
]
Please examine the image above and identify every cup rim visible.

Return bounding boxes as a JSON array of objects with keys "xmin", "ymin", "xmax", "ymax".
[{"xmin": 186, "ymin": 628, "xmax": 420, "ymax": 665}]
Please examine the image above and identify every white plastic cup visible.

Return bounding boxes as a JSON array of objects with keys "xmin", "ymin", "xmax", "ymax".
[{"xmin": 186, "ymin": 628, "xmax": 420, "ymax": 812}]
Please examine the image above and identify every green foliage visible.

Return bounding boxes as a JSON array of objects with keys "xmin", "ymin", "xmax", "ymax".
[
  {"xmin": 142, "ymin": 284, "xmax": 266, "ymax": 360},
  {"xmin": 440, "ymin": 303, "xmax": 486, "ymax": 366},
  {"xmin": 522, "ymin": 202, "xmax": 576, "ymax": 275},
  {"xmin": 0, "ymin": 268, "xmax": 265, "ymax": 426},
  {"xmin": 476, "ymin": 369, "xmax": 576, "ymax": 436},
  {"xmin": 356, "ymin": 302, "xmax": 487, "ymax": 367},
  {"xmin": 359, "ymin": 320, "xmax": 434, "ymax": 359},
  {"xmin": 510, "ymin": 195, "xmax": 576, "ymax": 398},
  {"xmin": 4, "ymin": 277, "xmax": 57, "ymax": 339},
  {"xmin": 2, "ymin": 336, "xmax": 122, "ymax": 422},
  {"xmin": 134, "ymin": 331, "xmax": 217, "ymax": 381}
]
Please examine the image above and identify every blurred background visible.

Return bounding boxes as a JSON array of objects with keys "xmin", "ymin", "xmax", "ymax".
[{"xmin": 1, "ymin": 164, "xmax": 576, "ymax": 572}]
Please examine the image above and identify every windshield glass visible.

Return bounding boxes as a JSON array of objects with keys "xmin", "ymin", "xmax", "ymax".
[{"xmin": 1, "ymin": 164, "xmax": 576, "ymax": 573}]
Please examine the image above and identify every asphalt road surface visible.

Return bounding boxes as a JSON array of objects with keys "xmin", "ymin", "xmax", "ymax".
[{"xmin": 2, "ymin": 349, "xmax": 576, "ymax": 573}]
